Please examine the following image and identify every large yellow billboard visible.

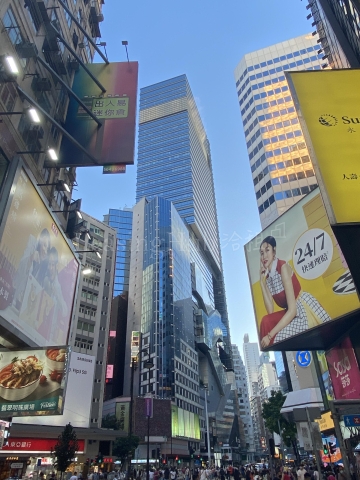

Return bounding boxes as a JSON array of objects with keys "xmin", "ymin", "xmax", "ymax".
[
  {"xmin": 245, "ymin": 189, "xmax": 360, "ymax": 351},
  {"xmin": 287, "ymin": 69, "xmax": 360, "ymax": 224}
]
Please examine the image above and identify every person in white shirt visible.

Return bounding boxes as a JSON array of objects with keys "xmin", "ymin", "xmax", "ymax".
[
  {"xmin": 70, "ymin": 473, "xmax": 78, "ymax": 480},
  {"xmin": 297, "ymin": 466, "xmax": 306, "ymax": 480}
]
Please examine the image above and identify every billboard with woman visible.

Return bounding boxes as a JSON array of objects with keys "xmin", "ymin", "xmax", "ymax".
[{"xmin": 245, "ymin": 188, "xmax": 360, "ymax": 350}]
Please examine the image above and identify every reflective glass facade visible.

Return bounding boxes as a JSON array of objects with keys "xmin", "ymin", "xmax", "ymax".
[
  {"xmin": 103, "ymin": 208, "xmax": 133, "ymax": 296},
  {"xmin": 138, "ymin": 197, "xmax": 200, "ymax": 410},
  {"xmin": 234, "ymin": 34, "xmax": 323, "ymax": 228},
  {"xmin": 136, "ymin": 75, "xmax": 230, "ymax": 356}
]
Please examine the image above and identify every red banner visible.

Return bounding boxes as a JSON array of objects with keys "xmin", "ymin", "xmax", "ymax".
[
  {"xmin": 326, "ymin": 337, "xmax": 360, "ymax": 400},
  {"xmin": 2, "ymin": 438, "xmax": 85, "ymax": 452}
]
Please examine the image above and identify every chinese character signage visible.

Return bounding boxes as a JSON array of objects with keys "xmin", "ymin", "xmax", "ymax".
[
  {"xmin": 115, "ymin": 401, "xmax": 129, "ymax": 433},
  {"xmin": 0, "ymin": 347, "xmax": 69, "ymax": 416},
  {"xmin": 2, "ymin": 438, "xmax": 85, "ymax": 453},
  {"xmin": 287, "ymin": 70, "xmax": 360, "ymax": 224},
  {"xmin": 326, "ymin": 337, "xmax": 360, "ymax": 400},
  {"xmin": 130, "ymin": 331, "xmax": 140, "ymax": 365},
  {"xmin": 59, "ymin": 62, "xmax": 138, "ymax": 168},
  {"xmin": 0, "ymin": 167, "xmax": 79, "ymax": 346},
  {"xmin": 245, "ymin": 189, "xmax": 360, "ymax": 351}
]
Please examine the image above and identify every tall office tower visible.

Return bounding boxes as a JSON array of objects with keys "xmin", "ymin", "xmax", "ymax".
[
  {"xmin": 258, "ymin": 360, "xmax": 280, "ymax": 402},
  {"xmin": 104, "ymin": 208, "xmax": 133, "ymax": 296},
  {"xmin": 308, "ymin": 0, "xmax": 360, "ymax": 69},
  {"xmin": 136, "ymin": 74, "xmax": 230, "ymax": 362},
  {"xmin": 243, "ymin": 334, "xmax": 260, "ymax": 398},
  {"xmin": 274, "ymin": 351, "xmax": 292, "ymax": 393},
  {"xmin": 231, "ymin": 344, "xmax": 255, "ymax": 460},
  {"xmin": 122, "ymin": 75, "xmax": 241, "ymax": 459},
  {"xmin": 234, "ymin": 34, "xmax": 324, "ymax": 228}
]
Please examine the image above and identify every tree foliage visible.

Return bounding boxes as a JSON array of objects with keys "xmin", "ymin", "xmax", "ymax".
[
  {"xmin": 112, "ymin": 435, "xmax": 140, "ymax": 462},
  {"xmin": 52, "ymin": 423, "xmax": 79, "ymax": 475},
  {"xmin": 261, "ymin": 390, "xmax": 297, "ymax": 447},
  {"xmin": 101, "ymin": 414, "xmax": 120, "ymax": 430}
]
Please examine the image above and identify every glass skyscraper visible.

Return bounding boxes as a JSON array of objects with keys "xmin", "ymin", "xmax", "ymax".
[
  {"xmin": 103, "ymin": 208, "xmax": 133, "ymax": 296},
  {"xmin": 136, "ymin": 74, "xmax": 230, "ymax": 359},
  {"xmin": 234, "ymin": 34, "xmax": 324, "ymax": 228}
]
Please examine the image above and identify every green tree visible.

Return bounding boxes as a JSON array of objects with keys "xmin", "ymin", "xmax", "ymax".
[
  {"xmin": 51, "ymin": 423, "xmax": 79, "ymax": 479},
  {"xmin": 112, "ymin": 435, "xmax": 140, "ymax": 463},
  {"xmin": 101, "ymin": 414, "xmax": 120, "ymax": 430},
  {"xmin": 261, "ymin": 390, "xmax": 298, "ymax": 450}
]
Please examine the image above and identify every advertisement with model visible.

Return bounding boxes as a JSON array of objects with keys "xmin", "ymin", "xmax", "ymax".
[
  {"xmin": 245, "ymin": 189, "xmax": 360, "ymax": 351},
  {"xmin": 0, "ymin": 346, "xmax": 69, "ymax": 416},
  {"xmin": 14, "ymin": 351, "xmax": 95, "ymax": 427},
  {"xmin": 0, "ymin": 165, "xmax": 79, "ymax": 347}
]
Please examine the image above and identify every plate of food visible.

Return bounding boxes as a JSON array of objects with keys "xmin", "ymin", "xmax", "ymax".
[
  {"xmin": 0, "ymin": 356, "xmax": 43, "ymax": 401},
  {"xmin": 45, "ymin": 348, "xmax": 66, "ymax": 372}
]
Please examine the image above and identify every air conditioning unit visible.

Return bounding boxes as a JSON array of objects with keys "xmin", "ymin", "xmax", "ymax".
[
  {"xmin": 69, "ymin": 59, "xmax": 79, "ymax": 71},
  {"xmin": 97, "ymin": 14, "xmax": 104, "ymax": 22},
  {"xmin": 16, "ymin": 42, "xmax": 38, "ymax": 59},
  {"xmin": 32, "ymin": 76, "xmax": 52, "ymax": 92},
  {"xmin": 27, "ymin": 124, "xmax": 44, "ymax": 139}
]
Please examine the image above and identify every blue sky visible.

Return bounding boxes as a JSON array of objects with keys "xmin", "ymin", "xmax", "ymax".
[{"xmin": 76, "ymin": 1, "xmax": 311, "ymax": 351}]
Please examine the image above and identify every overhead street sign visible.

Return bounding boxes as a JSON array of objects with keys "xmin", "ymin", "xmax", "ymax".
[{"xmin": 344, "ymin": 415, "xmax": 360, "ymax": 427}]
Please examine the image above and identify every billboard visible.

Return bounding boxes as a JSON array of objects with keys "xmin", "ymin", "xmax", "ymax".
[
  {"xmin": 287, "ymin": 70, "xmax": 360, "ymax": 224},
  {"xmin": 326, "ymin": 336, "xmax": 360, "ymax": 400},
  {"xmin": 0, "ymin": 166, "xmax": 79, "ymax": 346},
  {"xmin": 245, "ymin": 189, "xmax": 360, "ymax": 350},
  {"xmin": 115, "ymin": 401, "xmax": 129, "ymax": 433},
  {"xmin": 171, "ymin": 404, "xmax": 200, "ymax": 440},
  {"xmin": 14, "ymin": 351, "xmax": 95, "ymax": 427},
  {"xmin": 2, "ymin": 438, "xmax": 85, "ymax": 453},
  {"xmin": 59, "ymin": 62, "xmax": 138, "ymax": 168},
  {"xmin": 0, "ymin": 346, "xmax": 69, "ymax": 416}
]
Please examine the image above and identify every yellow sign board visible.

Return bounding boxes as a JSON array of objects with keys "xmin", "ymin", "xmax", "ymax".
[
  {"xmin": 315, "ymin": 411, "xmax": 334, "ymax": 432},
  {"xmin": 288, "ymin": 70, "xmax": 360, "ymax": 224}
]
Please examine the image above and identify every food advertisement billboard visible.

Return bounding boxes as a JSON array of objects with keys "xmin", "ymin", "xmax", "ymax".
[
  {"xmin": 326, "ymin": 336, "xmax": 360, "ymax": 400},
  {"xmin": 0, "ymin": 166, "xmax": 79, "ymax": 346},
  {"xmin": 287, "ymin": 70, "xmax": 360, "ymax": 224},
  {"xmin": 14, "ymin": 351, "xmax": 95, "ymax": 427},
  {"xmin": 0, "ymin": 347, "xmax": 68, "ymax": 416},
  {"xmin": 59, "ymin": 62, "xmax": 138, "ymax": 167},
  {"xmin": 245, "ymin": 189, "xmax": 360, "ymax": 351}
]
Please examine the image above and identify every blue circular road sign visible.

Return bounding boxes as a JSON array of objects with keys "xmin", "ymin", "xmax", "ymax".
[{"xmin": 296, "ymin": 350, "xmax": 312, "ymax": 368}]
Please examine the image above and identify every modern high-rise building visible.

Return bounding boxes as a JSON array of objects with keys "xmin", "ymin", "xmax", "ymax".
[
  {"xmin": 308, "ymin": 0, "xmax": 360, "ymax": 69},
  {"xmin": 136, "ymin": 75, "xmax": 230, "ymax": 358},
  {"xmin": 234, "ymin": 34, "xmax": 324, "ymax": 228},
  {"xmin": 243, "ymin": 333, "xmax": 260, "ymax": 398},
  {"xmin": 104, "ymin": 208, "xmax": 133, "ymax": 296},
  {"xmin": 231, "ymin": 344, "xmax": 255, "ymax": 459},
  {"xmin": 116, "ymin": 75, "xmax": 242, "ymax": 462}
]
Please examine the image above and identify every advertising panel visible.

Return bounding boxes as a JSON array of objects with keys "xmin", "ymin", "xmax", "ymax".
[
  {"xmin": 287, "ymin": 70, "xmax": 360, "ymax": 224},
  {"xmin": 59, "ymin": 62, "xmax": 138, "ymax": 167},
  {"xmin": 0, "ymin": 347, "xmax": 69, "ymax": 416},
  {"xmin": 14, "ymin": 351, "xmax": 95, "ymax": 427},
  {"xmin": 2, "ymin": 438, "xmax": 85, "ymax": 453},
  {"xmin": 326, "ymin": 337, "xmax": 360, "ymax": 400},
  {"xmin": 131, "ymin": 331, "xmax": 140, "ymax": 365},
  {"xmin": 245, "ymin": 189, "xmax": 360, "ymax": 350},
  {"xmin": 171, "ymin": 405, "xmax": 201, "ymax": 440},
  {"xmin": 115, "ymin": 402, "xmax": 129, "ymax": 434},
  {"xmin": 317, "ymin": 351, "xmax": 335, "ymax": 402},
  {"xmin": 0, "ymin": 167, "xmax": 79, "ymax": 346}
]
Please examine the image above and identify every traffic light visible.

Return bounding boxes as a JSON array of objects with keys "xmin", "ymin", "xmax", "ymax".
[
  {"xmin": 189, "ymin": 447, "xmax": 195, "ymax": 459},
  {"xmin": 329, "ymin": 442, "xmax": 337, "ymax": 454},
  {"xmin": 175, "ymin": 456, "xmax": 179, "ymax": 462},
  {"xmin": 157, "ymin": 448, "xmax": 161, "ymax": 459},
  {"xmin": 97, "ymin": 453, "xmax": 103, "ymax": 464},
  {"xmin": 323, "ymin": 443, "xmax": 329, "ymax": 455}
]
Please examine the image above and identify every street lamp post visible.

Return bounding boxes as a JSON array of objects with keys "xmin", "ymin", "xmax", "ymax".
[
  {"xmin": 203, "ymin": 385, "xmax": 212, "ymax": 467},
  {"xmin": 144, "ymin": 357, "xmax": 153, "ymax": 480}
]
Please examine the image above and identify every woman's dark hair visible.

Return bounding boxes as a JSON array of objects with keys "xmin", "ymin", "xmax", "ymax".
[{"xmin": 260, "ymin": 235, "xmax": 276, "ymax": 249}]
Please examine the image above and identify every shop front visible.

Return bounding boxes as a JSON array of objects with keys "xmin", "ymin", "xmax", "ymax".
[{"xmin": 0, "ymin": 438, "xmax": 85, "ymax": 479}]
